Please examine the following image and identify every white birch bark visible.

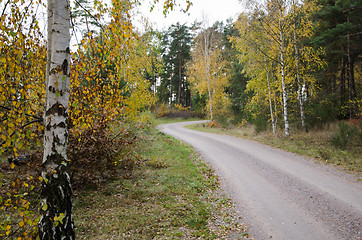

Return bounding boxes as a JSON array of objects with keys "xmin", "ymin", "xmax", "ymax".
[
  {"xmin": 264, "ymin": 56, "xmax": 276, "ymax": 134},
  {"xmin": 204, "ymin": 29, "xmax": 213, "ymax": 121},
  {"xmin": 279, "ymin": 9, "xmax": 290, "ymax": 137},
  {"xmin": 293, "ymin": 3, "xmax": 307, "ymax": 132},
  {"xmin": 39, "ymin": 0, "xmax": 75, "ymax": 238}
]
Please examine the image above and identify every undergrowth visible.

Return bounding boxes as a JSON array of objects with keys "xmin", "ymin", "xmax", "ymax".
[
  {"xmin": 0, "ymin": 117, "xmax": 151, "ymax": 238},
  {"xmin": 73, "ymin": 129, "xmax": 249, "ymax": 239},
  {"xmin": 1, "ymin": 117, "xmax": 249, "ymax": 239}
]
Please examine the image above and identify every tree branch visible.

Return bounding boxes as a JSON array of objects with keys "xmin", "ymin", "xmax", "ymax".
[
  {"xmin": 72, "ymin": 0, "xmax": 103, "ymax": 30},
  {"xmin": 0, "ymin": 105, "xmax": 43, "ymax": 121},
  {"xmin": 1, "ymin": 119, "xmax": 43, "ymax": 147}
]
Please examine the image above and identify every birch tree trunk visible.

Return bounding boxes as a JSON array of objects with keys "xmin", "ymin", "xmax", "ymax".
[
  {"xmin": 170, "ymin": 67, "xmax": 173, "ymax": 105},
  {"xmin": 279, "ymin": 9, "xmax": 290, "ymax": 137},
  {"xmin": 293, "ymin": 10, "xmax": 307, "ymax": 132},
  {"xmin": 264, "ymin": 56, "xmax": 276, "ymax": 134},
  {"xmin": 270, "ymin": 66, "xmax": 278, "ymax": 126},
  {"xmin": 204, "ymin": 30, "xmax": 213, "ymax": 121},
  {"xmin": 39, "ymin": 0, "xmax": 75, "ymax": 239}
]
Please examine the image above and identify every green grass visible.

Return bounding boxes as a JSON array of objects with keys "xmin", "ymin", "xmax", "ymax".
[
  {"xmin": 73, "ymin": 128, "xmax": 248, "ymax": 239},
  {"xmin": 187, "ymin": 123, "xmax": 361, "ymax": 176}
]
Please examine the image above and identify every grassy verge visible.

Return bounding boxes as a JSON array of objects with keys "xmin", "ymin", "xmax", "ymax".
[
  {"xmin": 73, "ymin": 128, "xmax": 249, "ymax": 239},
  {"xmin": 187, "ymin": 123, "xmax": 361, "ymax": 176}
]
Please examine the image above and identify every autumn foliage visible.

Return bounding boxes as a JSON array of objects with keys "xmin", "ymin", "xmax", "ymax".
[{"xmin": 1, "ymin": 1, "xmax": 156, "ymax": 238}]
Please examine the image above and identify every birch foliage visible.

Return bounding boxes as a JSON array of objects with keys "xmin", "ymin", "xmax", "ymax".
[
  {"xmin": 232, "ymin": 0, "xmax": 325, "ymax": 135},
  {"xmin": 188, "ymin": 26, "xmax": 229, "ymax": 121}
]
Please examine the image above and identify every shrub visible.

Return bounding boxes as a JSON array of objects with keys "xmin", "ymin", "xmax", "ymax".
[
  {"xmin": 153, "ymin": 104, "xmax": 170, "ymax": 118},
  {"xmin": 253, "ymin": 116, "xmax": 268, "ymax": 133},
  {"xmin": 207, "ymin": 121, "xmax": 220, "ymax": 128},
  {"xmin": 332, "ymin": 121, "xmax": 358, "ymax": 149},
  {"xmin": 68, "ymin": 122, "xmax": 140, "ymax": 189},
  {"xmin": 0, "ymin": 155, "xmax": 41, "ymax": 239},
  {"xmin": 237, "ymin": 119, "xmax": 247, "ymax": 128},
  {"xmin": 174, "ymin": 103, "xmax": 190, "ymax": 112}
]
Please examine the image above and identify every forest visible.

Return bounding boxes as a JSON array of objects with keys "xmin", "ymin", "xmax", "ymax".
[{"xmin": 0, "ymin": 0, "xmax": 360, "ymax": 239}]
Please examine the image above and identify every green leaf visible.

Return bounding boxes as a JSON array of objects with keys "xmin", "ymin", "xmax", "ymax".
[
  {"xmin": 58, "ymin": 213, "xmax": 65, "ymax": 224},
  {"xmin": 42, "ymin": 204, "xmax": 48, "ymax": 211}
]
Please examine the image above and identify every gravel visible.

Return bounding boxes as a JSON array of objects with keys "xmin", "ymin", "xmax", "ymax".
[{"xmin": 158, "ymin": 121, "xmax": 362, "ymax": 240}]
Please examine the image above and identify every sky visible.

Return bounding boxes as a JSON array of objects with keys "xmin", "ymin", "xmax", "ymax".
[
  {"xmin": 133, "ymin": 0, "xmax": 245, "ymax": 31},
  {"xmin": 0, "ymin": 0, "xmax": 244, "ymax": 49}
]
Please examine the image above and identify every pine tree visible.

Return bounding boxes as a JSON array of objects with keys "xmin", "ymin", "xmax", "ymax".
[
  {"xmin": 159, "ymin": 23, "xmax": 192, "ymax": 106},
  {"xmin": 312, "ymin": 0, "xmax": 361, "ymax": 118}
]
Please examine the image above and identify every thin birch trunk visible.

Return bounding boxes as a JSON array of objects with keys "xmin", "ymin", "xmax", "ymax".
[
  {"xmin": 270, "ymin": 66, "xmax": 278, "ymax": 125},
  {"xmin": 279, "ymin": 9, "xmax": 290, "ymax": 137},
  {"xmin": 39, "ymin": 0, "xmax": 75, "ymax": 239},
  {"xmin": 264, "ymin": 56, "xmax": 276, "ymax": 134},
  {"xmin": 204, "ymin": 30, "xmax": 213, "ymax": 121},
  {"xmin": 169, "ymin": 68, "xmax": 173, "ymax": 105},
  {"xmin": 293, "ymin": 9, "xmax": 307, "ymax": 132}
]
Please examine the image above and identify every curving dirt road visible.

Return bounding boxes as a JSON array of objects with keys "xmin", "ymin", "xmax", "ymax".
[{"xmin": 157, "ymin": 121, "xmax": 362, "ymax": 240}]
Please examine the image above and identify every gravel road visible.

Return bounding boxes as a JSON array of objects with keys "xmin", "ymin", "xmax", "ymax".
[{"xmin": 157, "ymin": 121, "xmax": 362, "ymax": 240}]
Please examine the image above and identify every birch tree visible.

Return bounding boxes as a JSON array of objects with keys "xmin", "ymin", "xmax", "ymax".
[
  {"xmin": 276, "ymin": 0, "xmax": 290, "ymax": 137},
  {"xmin": 231, "ymin": 12, "xmax": 279, "ymax": 134},
  {"xmin": 39, "ymin": 0, "xmax": 75, "ymax": 238},
  {"xmin": 188, "ymin": 24, "xmax": 229, "ymax": 121},
  {"xmin": 234, "ymin": 0, "xmax": 293, "ymax": 136},
  {"xmin": 292, "ymin": 0, "xmax": 307, "ymax": 132},
  {"xmin": 203, "ymin": 27, "xmax": 214, "ymax": 121}
]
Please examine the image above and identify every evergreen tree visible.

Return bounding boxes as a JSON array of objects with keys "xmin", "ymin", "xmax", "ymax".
[
  {"xmin": 223, "ymin": 19, "xmax": 249, "ymax": 123},
  {"xmin": 159, "ymin": 23, "xmax": 192, "ymax": 106},
  {"xmin": 312, "ymin": 0, "xmax": 361, "ymax": 118}
]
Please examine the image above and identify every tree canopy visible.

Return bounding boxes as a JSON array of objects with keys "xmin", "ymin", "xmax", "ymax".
[{"xmin": 0, "ymin": 0, "xmax": 361, "ymax": 238}]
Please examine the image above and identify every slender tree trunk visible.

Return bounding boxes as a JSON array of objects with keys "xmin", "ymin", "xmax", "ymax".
[
  {"xmin": 348, "ymin": 56, "xmax": 356, "ymax": 118},
  {"xmin": 279, "ymin": 10, "xmax": 290, "ymax": 137},
  {"xmin": 270, "ymin": 66, "xmax": 278, "ymax": 126},
  {"xmin": 169, "ymin": 68, "xmax": 173, "ymax": 105},
  {"xmin": 154, "ymin": 73, "xmax": 156, "ymax": 97},
  {"xmin": 178, "ymin": 49, "xmax": 182, "ymax": 105},
  {"xmin": 339, "ymin": 58, "xmax": 346, "ymax": 109},
  {"xmin": 331, "ymin": 74, "xmax": 336, "ymax": 93},
  {"xmin": 264, "ymin": 56, "xmax": 276, "ymax": 134},
  {"xmin": 293, "ymin": 15, "xmax": 307, "ymax": 132},
  {"xmin": 204, "ymin": 30, "xmax": 213, "ymax": 121},
  {"xmin": 347, "ymin": 27, "xmax": 357, "ymax": 118},
  {"xmin": 39, "ymin": 0, "xmax": 75, "ymax": 239},
  {"xmin": 274, "ymin": 94, "xmax": 278, "ymax": 125}
]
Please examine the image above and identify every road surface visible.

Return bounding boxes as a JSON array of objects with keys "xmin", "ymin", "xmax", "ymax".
[{"xmin": 157, "ymin": 121, "xmax": 362, "ymax": 240}]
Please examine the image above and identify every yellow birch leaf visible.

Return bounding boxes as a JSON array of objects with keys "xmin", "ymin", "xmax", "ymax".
[{"xmin": 19, "ymin": 221, "xmax": 24, "ymax": 227}]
